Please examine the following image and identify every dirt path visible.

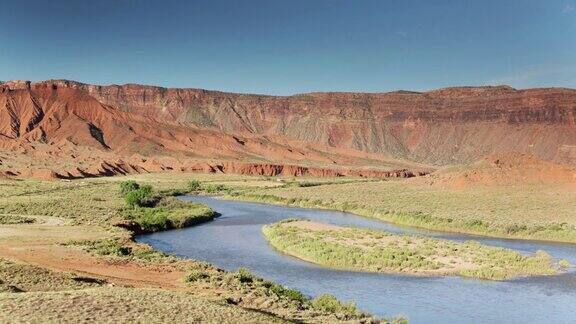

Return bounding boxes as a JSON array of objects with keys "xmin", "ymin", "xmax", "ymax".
[{"xmin": 0, "ymin": 220, "xmax": 188, "ymax": 291}]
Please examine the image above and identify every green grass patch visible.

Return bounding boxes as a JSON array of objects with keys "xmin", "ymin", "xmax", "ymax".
[
  {"xmin": 121, "ymin": 203, "xmax": 214, "ymax": 233},
  {"xmin": 269, "ymin": 283, "xmax": 307, "ymax": 303},
  {"xmin": 229, "ymin": 191, "xmax": 576, "ymax": 244},
  {"xmin": 201, "ymin": 183, "xmax": 231, "ymax": 194},
  {"xmin": 262, "ymin": 220, "xmax": 560, "ymax": 280},
  {"xmin": 311, "ymin": 294, "xmax": 359, "ymax": 316},
  {"xmin": 118, "ymin": 182, "xmax": 215, "ymax": 233}
]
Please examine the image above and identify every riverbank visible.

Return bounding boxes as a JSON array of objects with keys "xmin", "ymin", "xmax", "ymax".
[
  {"xmin": 2, "ymin": 172, "xmax": 574, "ymax": 322},
  {"xmin": 220, "ymin": 179, "xmax": 576, "ymax": 244},
  {"xmin": 0, "ymin": 176, "xmax": 389, "ymax": 323},
  {"xmin": 263, "ymin": 220, "xmax": 566, "ymax": 280},
  {"xmin": 140, "ymin": 195, "xmax": 576, "ymax": 323}
]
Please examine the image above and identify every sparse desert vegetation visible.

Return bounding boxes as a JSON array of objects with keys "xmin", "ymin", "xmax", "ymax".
[
  {"xmin": 179, "ymin": 263, "xmax": 377, "ymax": 322},
  {"xmin": 0, "ymin": 287, "xmax": 287, "ymax": 323},
  {"xmin": 96, "ymin": 173, "xmax": 576, "ymax": 244},
  {"xmin": 0, "ymin": 258, "xmax": 106, "ymax": 293},
  {"xmin": 0, "ymin": 174, "xmax": 387, "ymax": 323},
  {"xmin": 262, "ymin": 220, "xmax": 562, "ymax": 280},
  {"xmin": 0, "ymin": 214, "xmax": 35, "ymax": 225},
  {"xmin": 0, "ymin": 172, "xmax": 573, "ymax": 322},
  {"xmin": 229, "ymin": 179, "xmax": 576, "ymax": 243}
]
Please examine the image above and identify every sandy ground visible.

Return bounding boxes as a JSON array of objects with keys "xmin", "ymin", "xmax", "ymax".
[{"xmin": 0, "ymin": 217, "xmax": 188, "ymax": 290}]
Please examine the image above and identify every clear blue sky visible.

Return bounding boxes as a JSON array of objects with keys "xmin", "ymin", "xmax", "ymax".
[{"xmin": 0, "ymin": 0, "xmax": 574, "ymax": 95}]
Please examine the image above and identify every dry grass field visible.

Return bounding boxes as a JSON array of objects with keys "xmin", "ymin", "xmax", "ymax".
[
  {"xmin": 0, "ymin": 287, "xmax": 286, "ymax": 323},
  {"xmin": 0, "ymin": 171, "xmax": 573, "ymax": 322},
  {"xmin": 0, "ymin": 174, "xmax": 388, "ymax": 323},
  {"xmin": 263, "ymin": 220, "xmax": 565, "ymax": 280},
  {"xmin": 235, "ymin": 178, "xmax": 576, "ymax": 243}
]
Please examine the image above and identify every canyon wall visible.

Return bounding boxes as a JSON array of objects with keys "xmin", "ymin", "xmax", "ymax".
[
  {"xmin": 2, "ymin": 80, "xmax": 575, "ymax": 172},
  {"xmin": 64, "ymin": 80, "xmax": 576, "ymax": 165}
]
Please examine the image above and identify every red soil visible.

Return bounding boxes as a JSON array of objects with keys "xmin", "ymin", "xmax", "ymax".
[{"xmin": 416, "ymin": 152, "xmax": 576, "ymax": 188}]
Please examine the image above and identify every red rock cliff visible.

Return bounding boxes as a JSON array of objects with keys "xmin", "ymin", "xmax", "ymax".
[{"xmin": 2, "ymin": 80, "xmax": 575, "ymax": 167}]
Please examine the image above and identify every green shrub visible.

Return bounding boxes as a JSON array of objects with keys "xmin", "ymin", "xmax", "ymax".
[
  {"xmin": 201, "ymin": 184, "xmax": 228, "ymax": 193},
  {"xmin": 559, "ymin": 259, "xmax": 571, "ymax": 268},
  {"xmin": 235, "ymin": 267, "xmax": 255, "ymax": 283},
  {"xmin": 187, "ymin": 180, "xmax": 201, "ymax": 192},
  {"xmin": 262, "ymin": 280, "xmax": 274, "ymax": 288},
  {"xmin": 311, "ymin": 294, "xmax": 359, "ymax": 315},
  {"xmin": 185, "ymin": 270, "xmax": 210, "ymax": 282},
  {"xmin": 132, "ymin": 208, "xmax": 170, "ymax": 232},
  {"xmin": 124, "ymin": 185, "xmax": 153, "ymax": 207},
  {"xmin": 119, "ymin": 180, "xmax": 140, "ymax": 195},
  {"xmin": 82, "ymin": 239, "xmax": 132, "ymax": 257},
  {"xmin": 269, "ymin": 284, "xmax": 307, "ymax": 303}
]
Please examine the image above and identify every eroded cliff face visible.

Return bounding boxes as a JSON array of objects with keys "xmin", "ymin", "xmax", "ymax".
[
  {"xmin": 0, "ymin": 79, "xmax": 574, "ymax": 181},
  {"xmin": 43, "ymin": 80, "xmax": 574, "ymax": 166},
  {"xmin": 0, "ymin": 80, "xmax": 429, "ymax": 179}
]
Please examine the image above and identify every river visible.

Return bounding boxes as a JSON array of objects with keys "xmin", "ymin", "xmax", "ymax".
[{"xmin": 137, "ymin": 196, "xmax": 576, "ymax": 323}]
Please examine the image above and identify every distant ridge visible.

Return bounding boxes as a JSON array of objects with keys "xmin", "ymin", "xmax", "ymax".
[{"xmin": 0, "ymin": 79, "xmax": 574, "ymax": 179}]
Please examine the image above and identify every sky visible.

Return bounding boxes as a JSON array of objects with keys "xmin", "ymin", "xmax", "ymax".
[{"xmin": 0, "ymin": 0, "xmax": 575, "ymax": 95}]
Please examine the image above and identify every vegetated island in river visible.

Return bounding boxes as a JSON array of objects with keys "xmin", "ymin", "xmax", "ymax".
[{"xmin": 262, "ymin": 219, "xmax": 571, "ymax": 280}]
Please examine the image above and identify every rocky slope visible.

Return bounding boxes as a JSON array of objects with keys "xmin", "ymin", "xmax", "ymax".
[
  {"xmin": 0, "ymin": 80, "xmax": 426, "ymax": 179},
  {"xmin": 1, "ymin": 79, "xmax": 574, "ymax": 179},
  {"xmin": 51, "ymin": 80, "xmax": 576, "ymax": 166}
]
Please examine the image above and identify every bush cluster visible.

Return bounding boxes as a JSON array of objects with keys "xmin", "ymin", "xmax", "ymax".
[
  {"xmin": 119, "ymin": 180, "xmax": 140, "ymax": 195},
  {"xmin": 117, "ymin": 181, "xmax": 214, "ymax": 233},
  {"xmin": 235, "ymin": 267, "xmax": 255, "ymax": 283},
  {"xmin": 119, "ymin": 181, "xmax": 154, "ymax": 207},
  {"xmin": 185, "ymin": 270, "xmax": 210, "ymax": 282},
  {"xmin": 269, "ymin": 283, "xmax": 307, "ymax": 303},
  {"xmin": 311, "ymin": 294, "xmax": 359, "ymax": 315},
  {"xmin": 124, "ymin": 185, "xmax": 154, "ymax": 207},
  {"xmin": 187, "ymin": 180, "xmax": 201, "ymax": 192}
]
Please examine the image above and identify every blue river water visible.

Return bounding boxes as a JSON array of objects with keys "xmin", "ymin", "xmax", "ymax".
[{"xmin": 137, "ymin": 196, "xmax": 576, "ymax": 323}]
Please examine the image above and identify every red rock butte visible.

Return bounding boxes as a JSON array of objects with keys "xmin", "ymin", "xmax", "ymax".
[{"xmin": 0, "ymin": 80, "xmax": 574, "ymax": 180}]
